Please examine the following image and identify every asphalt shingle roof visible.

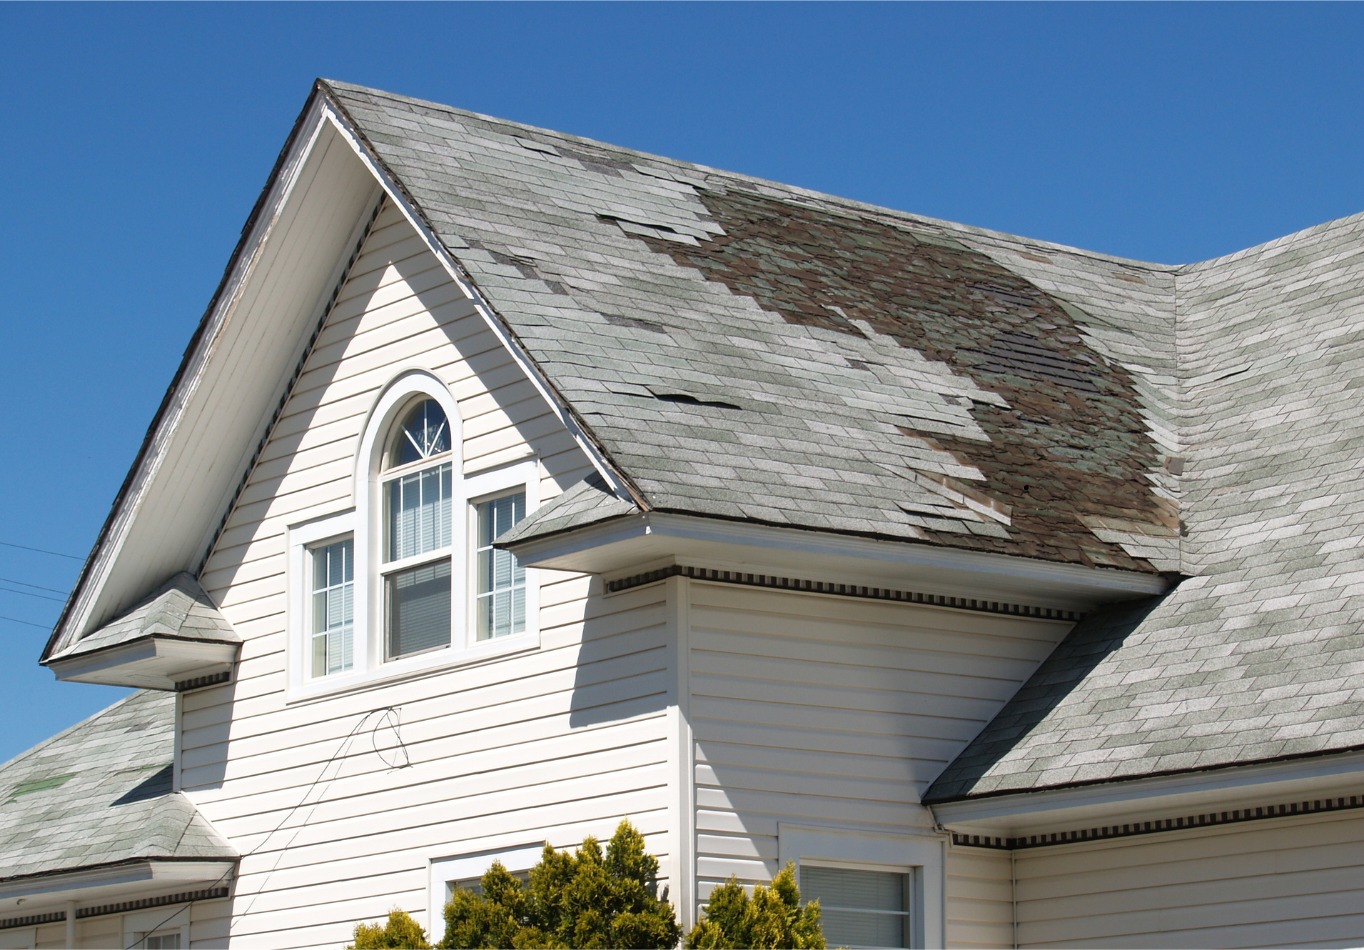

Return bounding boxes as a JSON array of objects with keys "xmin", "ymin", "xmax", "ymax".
[
  {"xmin": 51, "ymin": 573, "xmax": 239, "ymax": 662},
  {"xmin": 0, "ymin": 690, "xmax": 236, "ymax": 882},
  {"xmin": 325, "ymin": 80, "xmax": 1179, "ymax": 575},
  {"xmin": 314, "ymin": 82, "xmax": 1364, "ymax": 794}
]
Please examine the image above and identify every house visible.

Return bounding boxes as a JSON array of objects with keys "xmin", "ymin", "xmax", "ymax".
[{"xmin": 2, "ymin": 78, "xmax": 1363, "ymax": 949}]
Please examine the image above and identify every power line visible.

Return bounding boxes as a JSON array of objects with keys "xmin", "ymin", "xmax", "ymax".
[
  {"xmin": 0, "ymin": 575, "xmax": 68, "ymax": 595},
  {"xmin": 0, "ymin": 540, "xmax": 83, "ymax": 561},
  {"xmin": 0, "ymin": 611, "xmax": 49, "ymax": 627},
  {"xmin": 0, "ymin": 584, "xmax": 65, "ymax": 604}
]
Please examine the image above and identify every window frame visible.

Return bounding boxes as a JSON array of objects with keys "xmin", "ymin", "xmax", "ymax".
[
  {"xmin": 777, "ymin": 824, "xmax": 944, "ymax": 950},
  {"xmin": 286, "ymin": 371, "xmax": 541, "ymax": 703},
  {"xmin": 429, "ymin": 843, "xmax": 545, "ymax": 937}
]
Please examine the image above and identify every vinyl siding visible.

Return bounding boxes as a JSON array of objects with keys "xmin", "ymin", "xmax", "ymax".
[
  {"xmin": 946, "ymin": 845, "xmax": 1013, "ymax": 949},
  {"xmin": 1015, "ymin": 810, "xmax": 1364, "ymax": 948},
  {"xmin": 685, "ymin": 580, "xmax": 1073, "ymax": 907},
  {"xmin": 189, "ymin": 203, "xmax": 670, "ymax": 949}
]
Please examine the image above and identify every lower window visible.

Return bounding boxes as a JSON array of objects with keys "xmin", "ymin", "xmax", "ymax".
[
  {"xmin": 801, "ymin": 865, "xmax": 911, "ymax": 949},
  {"xmin": 141, "ymin": 933, "xmax": 181, "ymax": 950}
]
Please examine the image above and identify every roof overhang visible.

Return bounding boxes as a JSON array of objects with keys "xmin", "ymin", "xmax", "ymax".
[
  {"xmin": 929, "ymin": 748, "xmax": 1364, "ymax": 840},
  {"xmin": 509, "ymin": 511, "xmax": 1171, "ymax": 612},
  {"xmin": 47, "ymin": 636, "xmax": 238, "ymax": 691},
  {"xmin": 0, "ymin": 859, "xmax": 236, "ymax": 912}
]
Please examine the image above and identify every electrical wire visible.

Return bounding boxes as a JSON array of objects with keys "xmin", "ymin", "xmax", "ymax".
[
  {"xmin": 0, "ymin": 584, "xmax": 65, "ymax": 603},
  {"xmin": 123, "ymin": 707, "xmax": 412, "ymax": 949},
  {"xmin": 0, "ymin": 575, "xmax": 69, "ymax": 594},
  {"xmin": 0, "ymin": 540, "xmax": 82, "ymax": 560},
  {"xmin": 0, "ymin": 613, "xmax": 49, "ymax": 629}
]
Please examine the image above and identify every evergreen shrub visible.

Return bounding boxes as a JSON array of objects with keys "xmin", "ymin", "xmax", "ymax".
[
  {"xmin": 685, "ymin": 863, "xmax": 825, "ymax": 949},
  {"xmin": 439, "ymin": 819, "xmax": 679, "ymax": 949},
  {"xmin": 350, "ymin": 907, "xmax": 433, "ymax": 949}
]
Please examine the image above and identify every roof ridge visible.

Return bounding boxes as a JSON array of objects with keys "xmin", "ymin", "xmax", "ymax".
[{"xmin": 321, "ymin": 79, "xmax": 1178, "ymax": 272}]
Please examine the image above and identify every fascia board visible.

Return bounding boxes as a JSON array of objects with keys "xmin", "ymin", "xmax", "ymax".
[
  {"xmin": 44, "ymin": 88, "xmax": 338, "ymax": 661},
  {"xmin": 511, "ymin": 511, "xmax": 1170, "ymax": 610},
  {"xmin": 929, "ymin": 749, "xmax": 1364, "ymax": 837},
  {"xmin": 0, "ymin": 859, "xmax": 236, "ymax": 904},
  {"xmin": 47, "ymin": 89, "xmax": 384, "ymax": 662},
  {"xmin": 47, "ymin": 637, "xmax": 239, "ymax": 689},
  {"xmin": 316, "ymin": 88, "xmax": 641, "ymax": 508}
]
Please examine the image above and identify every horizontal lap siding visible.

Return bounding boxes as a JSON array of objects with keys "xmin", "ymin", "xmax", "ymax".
[
  {"xmin": 193, "ymin": 205, "xmax": 669, "ymax": 949},
  {"xmin": 687, "ymin": 582, "xmax": 1071, "ymax": 908},
  {"xmin": 947, "ymin": 846, "xmax": 1013, "ymax": 949},
  {"xmin": 1015, "ymin": 811, "xmax": 1364, "ymax": 948}
]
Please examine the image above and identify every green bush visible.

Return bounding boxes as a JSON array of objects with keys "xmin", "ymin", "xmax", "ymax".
[
  {"xmin": 350, "ymin": 907, "xmax": 433, "ymax": 949},
  {"xmin": 440, "ymin": 819, "xmax": 680, "ymax": 949},
  {"xmin": 685, "ymin": 863, "xmax": 826, "ymax": 949}
]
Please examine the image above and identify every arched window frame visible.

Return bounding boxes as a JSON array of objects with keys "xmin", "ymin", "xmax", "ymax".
[{"xmin": 287, "ymin": 370, "xmax": 541, "ymax": 701}]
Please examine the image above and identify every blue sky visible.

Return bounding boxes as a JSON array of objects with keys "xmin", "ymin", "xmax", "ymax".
[{"xmin": 1, "ymin": 2, "xmax": 1362, "ymax": 764}]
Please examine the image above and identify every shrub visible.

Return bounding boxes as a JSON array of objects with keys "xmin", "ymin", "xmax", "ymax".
[
  {"xmin": 440, "ymin": 819, "xmax": 679, "ymax": 949},
  {"xmin": 685, "ymin": 863, "xmax": 825, "ymax": 949},
  {"xmin": 350, "ymin": 907, "xmax": 433, "ymax": 949}
]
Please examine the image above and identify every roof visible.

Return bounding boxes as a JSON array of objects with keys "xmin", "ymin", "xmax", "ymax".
[
  {"xmin": 325, "ymin": 82, "xmax": 1364, "ymax": 796},
  {"xmin": 0, "ymin": 690, "xmax": 236, "ymax": 883},
  {"xmin": 324, "ymin": 80, "xmax": 1181, "ymax": 575},
  {"xmin": 49, "ymin": 573, "xmax": 239, "ymax": 663},
  {"xmin": 928, "ymin": 209, "xmax": 1364, "ymax": 800}
]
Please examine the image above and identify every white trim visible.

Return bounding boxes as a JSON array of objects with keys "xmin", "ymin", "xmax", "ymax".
[
  {"xmin": 52, "ymin": 97, "xmax": 335, "ymax": 656},
  {"xmin": 510, "ymin": 511, "xmax": 1170, "ymax": 610},
  {"xmin": 929, "ymin": 748, "xmax": 1364, "ymax": 838},
  {"xmin": 122, "ymin": 904, "xmax": 191, "ymax": 950},
  {"xmin": 286, "ymin": 376, "xmax": 541, "ymax": 702},
  {"xmin": 319, "ymin": 98, "xmax": 638, "ymax": 505},
  {"xmin": 778, "ymin": 825, "xmax": 945, "ymax": 950},
  {"xmin": 0, "ymin": 861, "xmax": 235, "ymax": 904},
  {"xmin": 427, "ymin": 844, "xmax": 543, "ymax": 938},
  {"xmin": 664, "ymin": 574, "xmax": 696, "ymax": 930}
]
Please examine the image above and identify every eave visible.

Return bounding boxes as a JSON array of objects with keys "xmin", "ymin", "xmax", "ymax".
[
  {"xmin": 46, "ymin": 636, "xmax": 238, "ymax": 691},
  {"xmin": 929, "ymin": 747, "xmax": 1364, "ymax": 842},
  {"xmin": 508, "ymin": 510, "xmax": 1172, "ymax": 613},
  {"xmin": 0, "ymin": 858, "xmax": 236, "ymax": 912}
]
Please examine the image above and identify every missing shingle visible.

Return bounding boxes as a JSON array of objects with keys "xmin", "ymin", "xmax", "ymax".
[
  {"xmin": 515, "ymin": 136, "xmax": 559, "ymax": 156},
  {"xmin": 845, "ymin": 357, "xmax": 878, "ymax": 371},
  {"xmin": 7, "ymin": 773, "xmax": 76, "ymax": 801},
  {"xmin": 603, "ymin": 312, "xmax": 668, "ymax": 334},
  {"xmin": 650, "ymin": 392, "xmax": 742, "ymax": 410},
  {"xmin": 597, "ymin": 214, "xmax": 698, "ymax": 246}
]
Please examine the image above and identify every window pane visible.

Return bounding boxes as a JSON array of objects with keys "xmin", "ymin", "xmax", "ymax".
[
  {"xmin": 475, "ymin": 493, "xmax": 527, "ymax": 640},
  {"xmin": 393, "ymin": 399, "xmax": 451, "ymax": 467},
  {"xmin": 311, "ymin": 539, "xmax": 353, "ymax": 677},
  {"xmin": 818, "ymin": 909, "xmax": 907, "ymax": 949},
  {"xmin": 387, "ymin": 559, "xmax": 452, "ymax": 657},
  {"xmin": 801, "ymin": 866, "xmax": 909, "ymax": 949},
  {"xmin": 386, "ymin": 462, "xmax": 453, "ymax": 561}
]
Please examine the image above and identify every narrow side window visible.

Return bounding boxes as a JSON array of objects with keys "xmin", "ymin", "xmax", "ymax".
[
  {"xmin": 475, "ymin": 491, "xmax": 527, "ymax": 640},
  {"xmin": 311, "ymin": 538, "xmax": 354, "ymax": 677}
]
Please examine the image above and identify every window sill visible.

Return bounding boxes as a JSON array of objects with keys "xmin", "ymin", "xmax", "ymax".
[{"xmin": 284, "ymin": 632, "xmax": 540, "ymax": 705}]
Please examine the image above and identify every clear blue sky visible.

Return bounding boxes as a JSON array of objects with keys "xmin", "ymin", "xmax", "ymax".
[{"xmin": 2, "ymin": 2, "xmax": 1362, "ymax": 764}]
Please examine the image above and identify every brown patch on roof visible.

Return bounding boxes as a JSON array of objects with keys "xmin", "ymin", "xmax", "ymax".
[{"xmin": 634, "ymin": 188, "xmax": 1173, "ymax": 571}]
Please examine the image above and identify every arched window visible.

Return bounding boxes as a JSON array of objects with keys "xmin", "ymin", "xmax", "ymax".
[
  {"xmin": 381, "ymin": 399, "xmax": 455, "ymax": 659},
  {"xmin": 287, "ymin": 370, "xmax": 541, "ymax": 697}
]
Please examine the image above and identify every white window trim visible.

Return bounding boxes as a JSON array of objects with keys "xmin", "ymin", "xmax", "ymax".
[
  {"xmin": 778, "ymin": 824, "xmax": 944, "ymax": 950},
  {"xmin": 121, "ymin": 905, "xmax": 191, "ymax": 950},
  {"xmin": 287, "ymin": 371, "xmax": 541, "ymax": 703},
  {"xmin": 428, "ymin": 843, "xmax": 544, "ymax": 937}
]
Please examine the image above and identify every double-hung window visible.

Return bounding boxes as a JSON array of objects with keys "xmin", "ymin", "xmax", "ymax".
[
  {"xmin": 287, "ymin": 373, "xmax": 541, "ymax": 699},
  {"xmin": 801, "ymin": 865, "xmax": 911, "ymax": 949},
  {"xmin": 382, "ymin": 399, "xmax": 454, "ymax": 659}
]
